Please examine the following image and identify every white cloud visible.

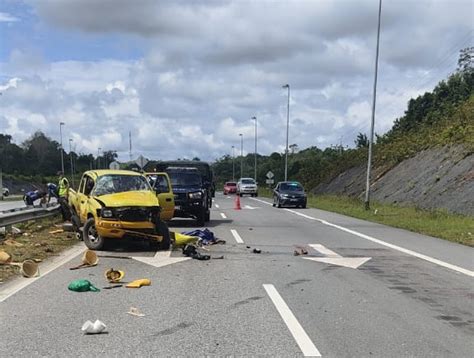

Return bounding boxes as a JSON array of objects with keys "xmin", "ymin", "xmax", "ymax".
[{"xmin": 0, "ymin": 12, "xmax": 19, "ymax": 22}]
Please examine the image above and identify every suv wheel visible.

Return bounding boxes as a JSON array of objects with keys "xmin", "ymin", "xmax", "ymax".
[
  {"xmin": 83, "ymin": 218, "xmax": 105, "ymax": 250},
  {"xmin": 154, "ymin": 220, "xmax": 170, "ymax": 250},
  {"xmin": 205, "ymin": 210, "xmax": 210, "ymax": 222},
  {"xmin": 196, "ymin": 208, "xmax": 206, "ymax": 226}
]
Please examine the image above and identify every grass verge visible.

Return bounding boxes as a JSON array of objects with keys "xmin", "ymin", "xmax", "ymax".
[
  {"xmin": 0, "ymin": 216, "xmax": 79, "ymax": 283},
  {"xmin": 258, "ymin": 188, "xmax": 473, "ymax": 246}
]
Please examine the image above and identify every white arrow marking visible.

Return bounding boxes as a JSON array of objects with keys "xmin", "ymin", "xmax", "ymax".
[
  {"xmin": 132, "ymin": 249, "xmax": 190, "ymax": 268},
  {"xmin": 243, "ymin": 205, "xmax": 260, "ymax": 210},
  {"xmin": 302, "ymin": 244, "xmax": 371, "ymax": 269}
]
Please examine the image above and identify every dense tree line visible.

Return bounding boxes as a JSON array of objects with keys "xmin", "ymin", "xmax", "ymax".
[{"xmin": 0, "ymin": 131, "xmax": 116, "ymax": 177}]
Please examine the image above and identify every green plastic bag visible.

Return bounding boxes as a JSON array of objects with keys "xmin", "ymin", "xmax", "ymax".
[{"xmin": 68, "ymin": 279, "xmax": 100, "ymax": 292}]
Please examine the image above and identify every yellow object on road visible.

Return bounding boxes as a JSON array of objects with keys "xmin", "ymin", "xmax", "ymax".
[
  {"xmin": 172, "ymin": 232, "xmax": 198, "ymax": 246},
  {"xmin": 105, "ymin": 268, "xmax": 125, "ymax": 283},
  {"xmin": 126, "ymin": 279, "xmax": 151, "ymax": 288}
]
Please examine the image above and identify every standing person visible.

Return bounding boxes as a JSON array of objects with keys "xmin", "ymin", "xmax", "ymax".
[{"xmin": 57, "ymin": 171, "xmax": 70, "ymax": 221}]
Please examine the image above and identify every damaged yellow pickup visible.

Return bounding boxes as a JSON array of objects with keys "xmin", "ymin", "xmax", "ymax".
[{"xmin": 68, "ymin": 170, "xmax": 170, "ymax": 250}]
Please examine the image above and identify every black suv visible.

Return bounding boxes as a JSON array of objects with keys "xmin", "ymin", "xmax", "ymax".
[{"xmin": 166, "ymin": 167, "xmax": 211, "ymax": 226}]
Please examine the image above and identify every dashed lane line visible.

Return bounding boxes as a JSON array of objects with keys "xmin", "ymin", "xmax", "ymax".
[
  {"xmin": 263, "ymin": 284, "xmax": 321, "ymax": 357},
  {"xmin": 220, "ymin": 212, "xmax": 227, "ymax": 219},
  {"xmin": 230, "ymin": 229, "xmax": 244, "ymax": 244}
]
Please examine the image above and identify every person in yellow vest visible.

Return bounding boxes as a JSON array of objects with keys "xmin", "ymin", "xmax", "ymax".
[{"xmin": 57, "ymin": 171, "xmax": 71, "ymax": 221}]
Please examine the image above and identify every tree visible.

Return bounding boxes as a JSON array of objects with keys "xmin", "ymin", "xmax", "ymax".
[
  {"xmin": 289, "ymin": 143, "xmax": 299, "ymax": 154},
  {"xmin": 457, "ymin": 47, "xmax": 473, "ymax": 74},
  {"xmin": 354, "ymin": 133, "xmax": 369, "ymax": 148}
]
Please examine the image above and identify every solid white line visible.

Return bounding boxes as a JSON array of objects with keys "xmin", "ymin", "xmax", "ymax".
[
  {"xmin": 283, "ymin": 208, "xmax": 474, "ymax": 278},
  {"xmin": 309, "ymin": 244, "xmax": 341, "ymax": 258},
  {"xmin": 0, "ymin": 243, "xmax": 85, "ymax": 303},
  {"xmin": 230, "ymin": 229, "xmax": 244, "ymax": 244},
  {"xmin": 220, "ymin": 212, "xmax": 227, "ymax": 219},
  {"xmin": 263, "ymin": 284, "xmax": 321, "ymax": 357},
  {"xmin": 251, "ymin": 197, "xmax": 272, "ymax": 206},
  {"xmin": 215, "ymin": 204, "xmax": 220, "ymax": 208}
]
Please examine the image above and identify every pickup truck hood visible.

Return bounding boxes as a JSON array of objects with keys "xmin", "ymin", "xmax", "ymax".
[{"xmin": 94, "ymin": 190, "xmax": 158, "ymax": 207}]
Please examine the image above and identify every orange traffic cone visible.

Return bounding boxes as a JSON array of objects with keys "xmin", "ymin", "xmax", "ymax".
[{"xmin": 234, "ymin": 195, "xmax": 242, "ymax": 210}]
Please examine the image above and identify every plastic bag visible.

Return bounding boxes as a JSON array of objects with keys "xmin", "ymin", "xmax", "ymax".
[{"xmin": 68, "ymin": 279, "xmax": 100, "ymax": 292}]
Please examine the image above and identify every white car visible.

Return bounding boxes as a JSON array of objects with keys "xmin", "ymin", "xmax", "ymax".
[
  {"xmin": 2, "ymin": 187, "xmax": 9, "ymax": 197},
  {"xmin": 237, "ymin": 178, "xmax": 258, "ymax": 197}
]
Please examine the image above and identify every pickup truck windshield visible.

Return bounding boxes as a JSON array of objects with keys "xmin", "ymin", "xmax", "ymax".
[
  {"xmin": 169, "ymin": 173, "xmax": 202, "ymax": 187},
  {"xmin": 241, "ymin": 179, "xmax": 255, "ymax": 185},
  {"xmin": 92, "ymin": 175, "xmax": 151, "ymax": 196}
]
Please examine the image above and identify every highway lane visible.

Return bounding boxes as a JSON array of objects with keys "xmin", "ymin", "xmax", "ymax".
[
  {"xmin": 0, "ymin": 193, "xmax": 472, "ymax": 357},
  {"xmin": 0, "ymin": 199, "xmax": 26, "ymax": 211}
]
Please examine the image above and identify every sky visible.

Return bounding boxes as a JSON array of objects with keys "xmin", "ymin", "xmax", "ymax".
[{"xmin": 0, "ymin": 0, "xmax": 472, "ymax": 162}]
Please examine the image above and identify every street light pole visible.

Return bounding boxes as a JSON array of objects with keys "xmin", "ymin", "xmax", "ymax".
[
  {"xmin": 364, "ymin": 0, "xmax": 382, "ymax": 210},
  {"xmin": 69, "ymin": 139, "xmax": 75, "ymax": 189},
  {"xmin": 231, "ymin": 145, "xmax": 235, "ymax": 181},
  {"xmin": 252, "ymin": 116, "xmax": 257, "ymax": 181},
  {"xmin": 97, "ymin": 147, "xmax": 102, "ymax": 169},
  {"xmin": 239, "ymin": 133, "xmax": 243, "ymax": 179},
  {"xmin": 282, "ymin": 84, "xmax": 290, "ymax": 181},
  {"xmin": 59, "ymin": 122, "xmax": 65, "ymax": 173}
]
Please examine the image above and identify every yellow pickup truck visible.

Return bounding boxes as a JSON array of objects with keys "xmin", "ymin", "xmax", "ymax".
[
  {"xmin": 144, "ymin": 172, "xmax": 175, "ymax": 221},
  {"xmin": 69, "ymin": 169, "xmax": 170, "ymax": 250}
]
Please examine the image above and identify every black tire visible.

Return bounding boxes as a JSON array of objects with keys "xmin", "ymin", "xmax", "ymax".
[
  {"xmin": 83, "ymin": 217, "xmax": 106, "ymax": 250},
  {"xmin": 205, "ymin": 210, "xmax": 210, "ymax": 222},
  {"xmin": 239, "ymin": 193, "xmax": 243, "ymax": 197},
  {"xmin": 71, "ymin": 212, "xmax": 81, "ymax": 234},
  {"xmin": 224, "ymin": 192, "xmax": 227, "ymax": 195},
  {"xmin": 302, "ymin": 203, "xmax": 307, "ymax": 209},
  {"xmin": 196, "ymin": 208, "xmax": 206, "ymax": 226},
  {"xmin": 155, "ymin": 220, "xmax": 171, "ymax": 250},
  {"xmin": 272, "ymin": 197, "xmax": 276, "ymax": 207},
  {"xmin": 277, "ymin": 198, "xmax": 282, "ymax": 208},
  {"xmin": 255, "ymin": 192, "xmax": 258, "ymax": 197}
]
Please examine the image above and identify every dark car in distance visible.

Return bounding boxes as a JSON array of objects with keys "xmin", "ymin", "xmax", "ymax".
[
  {"xmin": 223, "ymin": 181, "xmax": 237, "ymax": 195},
  {"xmin": 273, "ymin": 181, "xmax": 307, "ymax": 208}
]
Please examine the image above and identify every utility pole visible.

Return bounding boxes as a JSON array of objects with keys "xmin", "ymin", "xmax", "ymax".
[
  {"xmin": 282, "ymin": 84, "xmax": 290, "ymax": 181},
  {"xmin": 232, "ymin": 145, "xmax": 235, "ymax": 181},
  {"xmin": 239, "ymin": 133, "xmax": 243, "ymax": 179},
  {"xmin": 69, "ymin": 139, "xmax": 75, "ymax": 189},
  {"xmin": 365, "ymin": 0, "xmax": 382, "ymax": 210},
  {"xmin": 59, "ymin": 122, "xmax": 65, "ymax": 173},
  {"xmin": 129, "ymin": 131, "xmax": 132, "ymax": 162},
  {"xmin": 97, "ymin": 147, "xmax": 102, "ymax": 169},
  {"xmin": 252, "ymin": 116, "xmax": 257, "ymax": 181}
]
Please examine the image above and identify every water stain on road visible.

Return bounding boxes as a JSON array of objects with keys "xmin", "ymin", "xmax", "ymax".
[
  {"xmin": 285, "ymin": 278, "xmax": 311, "ymax": 287},
  {"xmin": 232, "ymin": 296, "xmax": 264, "ymax": 308}
]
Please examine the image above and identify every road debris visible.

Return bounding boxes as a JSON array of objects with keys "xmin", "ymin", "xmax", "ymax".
[
  {"xmin": 68, "ymin": 279, "xmax": 100, "ymax": 292},
  {"xmin": 69, "ymin": 250, "xmax": 99, "ymax": 270},
  {"xmin": 126, "ymin": 279, "xmax": 151, "ymax": 288},
  {"xmin": 4, "ymin": 239, "xmax": 24, "ymax": 247},
  {"xmin": 11, "ymin": 226, "xmax": 22, "ymax": 235},
  {"xmin": 252, "ymin": 248, "xmax": 262, "ymax": 254},
  {"xmin": 105, "ymin": 268, "xmax": 125, "ymax": 283},
  {"xmin": 293, "ymin": 248, "xmax": 308, "ymax": 256},
  {"xmin": 48, "ymin": 229, "xmax": 64, "ymax": 234},
  {"xmin": 81, "ymin": 320, "xmax": 107, "ymax": 334},
  {"xmin": 127, "ymin": 307, "xmax": 145, "ymax": 317},
  {"xmin": 181, "ymin": 229, "xmax": 226, "ymax": 245},
  {"xmin": 0, "ymin": 250, "xmax": 12, "ymax": 264},
  {"xmin": 19, "ymin": 259, "xmax": 39, "ymax": 278},
  {"xmin": 102, "ymin": 284, "xmax": 123, "ymax": 290},
  {"xmin": 182, "ymin": 244, "xmax": 210, "ymax": 260}
]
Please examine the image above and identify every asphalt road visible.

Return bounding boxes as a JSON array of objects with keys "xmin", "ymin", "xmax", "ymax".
[{"xmin": 1, "ymin": 194, "xmax": 473, "ymax": 357}]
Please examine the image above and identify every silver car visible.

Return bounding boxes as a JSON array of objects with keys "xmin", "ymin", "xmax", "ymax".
[{"xmin": 237, "ymin": 178, "xmax": 258, "ymax": 197}]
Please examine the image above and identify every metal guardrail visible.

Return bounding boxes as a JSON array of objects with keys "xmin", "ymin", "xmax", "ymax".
[{"xmin": 0, "ymin": 204, "xmax": 60, "ymax": 228}]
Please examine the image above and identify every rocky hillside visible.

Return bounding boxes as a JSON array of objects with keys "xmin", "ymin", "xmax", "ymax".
[{"xmin": 313, "ymin": 145, "xmax": 474, "ymax": 216}]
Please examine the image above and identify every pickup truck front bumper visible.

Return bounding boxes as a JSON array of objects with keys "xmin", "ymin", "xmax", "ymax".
[{"xmin": 96, "ymin": 219, "xmax": 160, "ymax": 240}]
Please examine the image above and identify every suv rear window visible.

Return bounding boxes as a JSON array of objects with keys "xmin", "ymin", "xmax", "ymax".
[{"xmin": 241, "ymin": 179, "xmax": 255, "ymax": 184}]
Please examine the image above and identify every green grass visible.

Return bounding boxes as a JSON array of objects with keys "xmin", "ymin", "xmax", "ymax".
[{"xmin": 258, "ymin": 188, "xmax": 474, "ymax": 246}]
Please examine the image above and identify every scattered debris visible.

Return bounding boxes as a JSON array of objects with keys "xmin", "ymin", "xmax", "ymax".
[
  {"xmin": 44, "ymin": 247, "xmax": 54, "ymax": 253},
  {"xmin": 182, "ymin": 244, "xmax": 210, "ymax": 260},
  {"xmin": 19, "ymin": 260, "xmax": 40, "ymax": 278},
  {"xmin": 293, "ymin": 248, "xmax": 308, "ymax": 256},
  {"xmin": 4, "ymin": 239, "xmax": 24, "ymax": 247},
  {"xmin": 212, "ymin": 255, "xmax": 224, "ymax": 260},
  {"xmin": 172, "ymin": 232, "xmax": 199, "ymax": 246},
  {"xmin": 105, "ymin": 268, "xmax": 125, "ymax": 283},
  {"xmin": 82, "ymin": 320, "xmax": 107, "ymax": 334},
  {"xmin": 246, "ymin": 246, "xmax": 251, "ymax": 249},
  {"xmin": 126, "ymin": 279, "xmax": 151, "ymax": 288},
  {"xmin": 11, "ymin": 226, "xmax": 22, "ymax": 235},
  {"xmin": 62, "ymin": 223, "xmax": 74, "ymax": 232},
  {"xmin": 0, "ymin": 250, "xmax": 12, "ymax": 264},
  {"xmin": 70, "ymin": 250, "xmax": 99, "ymax": 270},
  {"xmin": 249, "ymin": 228, "xmax": 253, "ymax": 231},
  {"xmin": 22, "ymin": 233, "xmax": 29, "ymax": 237},
  {"xmin": 48, "ymin": 229, "xmax": 64, "ymax": 234},
  {"xmin": 68, "ymin": 279, "xmax": 100, "ymax": 292},
  {"xmin": 102, "ymin": 284, "xmax": 123, "ymax": 290},
  {"xmin": 180, "ymin": 229, "xmax": 225, "ymax": 245},
  {"xmin": 252, "ymin": 248, "xmax": 262, "ymax": 254},
  {"xmin": 97, "ymin": 255, "xmax": 131, "ymax": 259},
  {"xmin": 127, "ymin": 307, "xmax": 145, "ymax": 317}
]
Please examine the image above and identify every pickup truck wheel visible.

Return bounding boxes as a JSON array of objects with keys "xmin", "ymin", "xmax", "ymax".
[
  {"xmin": 83, "ymin": 218, "xmax": 105, "ymax": 250},
  {"xmin": 196, "ymin": 209, "xmax": 206, "ymax": 226},
  {"xmin": 156, "ymin": 220, "xmax": 171, "ymax": 250},
  {"xmin": 71, "ymin": 213, "xmax": 81, "ymax": 235}
]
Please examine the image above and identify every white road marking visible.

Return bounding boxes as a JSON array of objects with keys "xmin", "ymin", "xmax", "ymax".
[
  {"xmin": 251, "ymin": 197, "xmax": 272, "ymax": 206},
  {"xmin": 133, "ymin": 249, "xmax": 190, "ymax": 268},
  {"xmin": 215, "ymin": 204, "xmax": 220, "ymax": 208},
  {"xmin": 220, "ymin": 212, "xmax": 227, "ymax": 219},
  {"xmin": 282, "ymin": 208, "xmax": 474, "ymax": 278},
  {"xmin": 309, "ymin": 243, "xmax": 341, "ymax": 257},
  {"xmin": 244, "ymin": 205, "xmax": 260, "ymax": 210},
  {"xmin": 263, "ymin": 284, "xmax": 321, "ymax": 357},
  {"xmin": 0, "ymin": 243, "xmax": 86, "ymax": 303},
  {"xmin": 230, "ymin": 229, "xmax": 244, "ymax": 243}
]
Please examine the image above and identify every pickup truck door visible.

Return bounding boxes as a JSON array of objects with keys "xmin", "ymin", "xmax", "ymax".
[
  {"xmin": 147, "ymin": 173, "xmax": 175, "ymax": 221},
  {"xmin": 78, "ymin": 175, "xmax": 95, "ymax": 223}
]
